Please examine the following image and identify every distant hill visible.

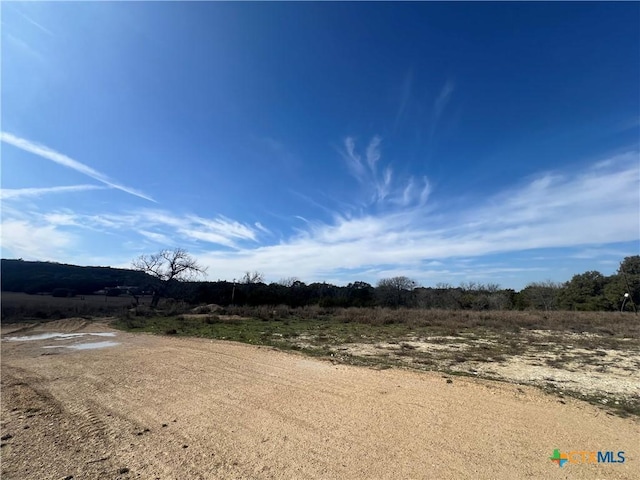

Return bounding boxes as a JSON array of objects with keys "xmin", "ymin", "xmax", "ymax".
[{"xmin": 1, "ymin": 259, "xmax": 153, "ymax": 295}]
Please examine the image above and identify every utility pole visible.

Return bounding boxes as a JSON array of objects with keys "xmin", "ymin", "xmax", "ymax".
[
  {"xmin": 231, "ymin": 279, "xmax": 236, "ymax": 305},
  {"xmin": 621, "ymin": 293, "xmax": 630, "ymax": 313},
  {"xmin": 619, "ymin": 262, "xmax": 638, "ymax": 315}
]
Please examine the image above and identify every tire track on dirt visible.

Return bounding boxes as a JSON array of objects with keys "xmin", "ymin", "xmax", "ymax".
[{"xmin": 0, "ymin": 365, "xmax": 140, "ymax": 479}]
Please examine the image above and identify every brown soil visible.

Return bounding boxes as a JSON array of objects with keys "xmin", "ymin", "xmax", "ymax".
[{"xmin": 1, "ymin": 320, "xmax": 639, "ymax": 479}]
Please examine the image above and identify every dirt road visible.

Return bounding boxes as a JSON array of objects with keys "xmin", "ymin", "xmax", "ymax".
[{"xmin": 1, "ymin": 319, "xmax": 638, "ymax": 479}]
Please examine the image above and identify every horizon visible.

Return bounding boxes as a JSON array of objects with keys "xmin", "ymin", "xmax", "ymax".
[
  {"xmin": 0, "ymin": 256, "xmax": 636, "ymax": 293},
  {"xmin": 2, "ymin": 2, "xmax": 639, "ymax": 291}
]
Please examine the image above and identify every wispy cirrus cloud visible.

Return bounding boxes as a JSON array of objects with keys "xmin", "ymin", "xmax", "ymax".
[
  {"xmin": 466, "ymin": 150, "xmax": 639, "ymax": 229},
  {"xmin": 393, "ymin": 175, "xmax": 431, "ymax": 207},
  {"xmin": 427, "ymin": 79, "xmax": 455, "ymax": 149},
  {"xmin": 254, "ymin": 222, "xmax": 271, "ymax": 235},
  {"xmin": 13, "ymin": 7, "xmax": 54, "ymax": 36},
  {"xmin": 4, "ymin": 32, "xmax": 45, "ymax": 62},
  {"xmin": 0, "ymin": 185, "xmax": 106, "ymax": 200},
  {"xmin": 433, "ymin": 79, "xmax": 455, "ymax": 122},
  {"xmin": 1, "ymin": 132, "xmax": 155, "ymax": 202},
  {"xmin": 34, "ymin": 208, "xmax": 260, "ymax": 250},
  {"xmin": 138, "ymin": 230, "xmax": 172, "ymax": 244},
  {"xmin": 179, "ymin": 214, "xmax": 258, "ymax": 247},
  {"xmin": 340, "ymin": 136, "xmax": 393, "ymax": 202},
  {"xmin": 340, "ymin": 136, "xmax": 430, "ymax": 207}
]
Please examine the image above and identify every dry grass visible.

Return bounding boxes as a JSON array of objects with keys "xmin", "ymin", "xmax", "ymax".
[
  {"xmin": 1, "ymin": 292, "xmax": 143, "ymax": 322},
  {"xmin": 222, "ymin": 305, "xmax": 640, "ymax": 338}
]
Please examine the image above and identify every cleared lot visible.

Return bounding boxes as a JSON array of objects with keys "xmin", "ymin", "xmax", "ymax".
[{"xmin": 1, "ymin": 319, "xmax": 639, "ymax": 479}]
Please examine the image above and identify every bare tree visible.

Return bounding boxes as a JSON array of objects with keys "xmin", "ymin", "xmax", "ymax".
[
  {"xmin": 241, "ymin": 271, "xmax": 264, "ymax": 284},
  {"xmin": 278, "ymin": 277, "xmax": 300, "ymax": 288},
  {"xmin": 459, "ymin": 281, "xmax": 478, "ymax": 292},
  {"xmin": 132, "ymin": 248, "xmax": 207, "ymax": 307}
]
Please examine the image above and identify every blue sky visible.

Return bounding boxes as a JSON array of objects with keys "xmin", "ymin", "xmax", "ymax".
[{"xmin": 1, "ymin": 2, "xmax": 638, "ymax": 290}]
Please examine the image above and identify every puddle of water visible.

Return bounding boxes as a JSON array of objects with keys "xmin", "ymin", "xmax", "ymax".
[
  {"xmin": 43, "ymin": 341, "xmax": 120, "ymax": 350},
  {"xmin": 7, "ymin": 333, "xmax": 72, "ymax": 341},
  {"xmin": 54, "ymin": 332, "xmax": 116, "ymax": 341},
  {"xmin": 68, "ymin": 341, "xmax": 120, "ymax": 350},
  {"xmin": 6, "ymin": 332, "xmax": 116, "ymax": 342}
]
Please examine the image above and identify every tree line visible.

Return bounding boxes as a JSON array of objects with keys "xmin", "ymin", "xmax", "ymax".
[
  {"xmin": 2, "ymin": 254, "xmax": 638, "ymax": 312},
  {"xmin": 0, "ymin": 259, "xmax": 151, "ymax": 295}
]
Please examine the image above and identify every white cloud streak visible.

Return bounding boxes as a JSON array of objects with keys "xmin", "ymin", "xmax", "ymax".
[
  {"xmin": 179, "ymin": 214, "xmax": 258, "ymax": 247},
  {"xmin": 428, "ymin": 79, "xmax": 455, "ymax": 150},
  {"xmin": 1, "ymin": 132, "xmax": 155, "ymax": 202},
  {"xmin": 15, "ymin": 9, "xmax": 54, "ymax": 36},
  {"xmin": 138, "ymin": 230, "xmax": 171, "ymax": 244},
  {"xmin": 0, "ymin": 185, "xmax": 106, "ymax": 200},
  {"xmin": 31, "ymin": 209, "xmax": 261, "ymax": 250},
  {"xmin": 4, "ymin": 32, "xmax": 44, "ymax": 61},
  {"xmin": 434, "ymin": 80, "xmax": 454, "ymax": 121},
  {"xmin": 366, "ymin": 135, "xmax": 381, "ymax": 171}
]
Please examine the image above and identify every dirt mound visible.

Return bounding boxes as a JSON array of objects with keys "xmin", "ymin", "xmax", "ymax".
[
  {"xmin": 190, "ymin": 304, "xmax": 223, "ymax": 314},
  {"xmin": 0, "ymin": 323, "xmax": 37, "ymax": 336},
  {"xmin": 28, "ymin": 318, "xmax": 90, "ymax": 332},
  {"xmin": 0, "ymin": 318, "xmax": 116, "ymax": 338}
]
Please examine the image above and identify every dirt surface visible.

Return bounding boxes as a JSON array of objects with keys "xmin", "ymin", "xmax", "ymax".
[{"xmin": 1, "ymin": 319, "xmax": 639, "ymax": 479}]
